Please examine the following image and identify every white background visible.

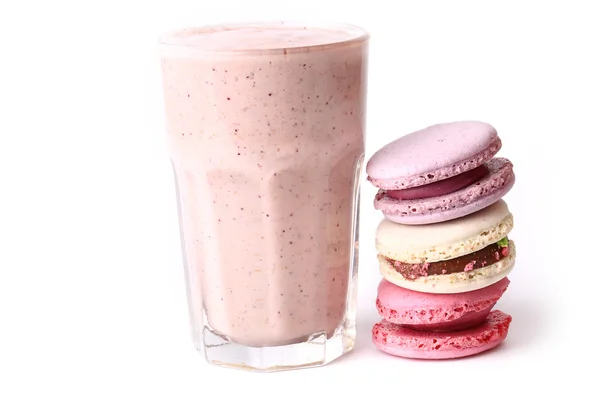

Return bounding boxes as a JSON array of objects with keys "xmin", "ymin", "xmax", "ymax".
[{"xmin": 1, "ymin": 0, "xmax": 597, "ymax": 399}]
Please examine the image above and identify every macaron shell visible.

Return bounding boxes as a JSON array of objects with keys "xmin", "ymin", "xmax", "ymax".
[
  {"xmin": 376, "ymin": 158, "xmax": 515, "ymax": 225},
  {"xmin": 379, "ymin": 241, "xmax": 516, "ymax": 294},
  {"xmin": 376, "ymin": 199, "xmax": 513, "ymax": 263},
  {"xmin": 366, "ymin": 121, "xmax": 501, "ymax": 190},
  {"xmin": 376, "ymin": 277, "xmax": 510, "ymax": 329},
  {"xmin": 372, "ymin": 310, "xmax": 512, "ymax": 359}
]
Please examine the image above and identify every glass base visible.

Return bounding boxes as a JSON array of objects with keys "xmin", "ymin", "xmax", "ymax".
[{"xmin": 199, "ymin": 319, "xmax": 356, "ymax": 372}]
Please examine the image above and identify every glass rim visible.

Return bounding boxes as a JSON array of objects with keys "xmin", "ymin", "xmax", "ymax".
[{"xmin": 158, "ymin": 20, "xmax": 370, "ymax": 58}]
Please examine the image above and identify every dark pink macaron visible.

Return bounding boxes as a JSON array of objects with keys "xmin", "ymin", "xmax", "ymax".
[
  {"xmin": 372, "ymin": 310, "xmax": 512, "ymax": 360},
  {"xmin": 376, "ymin": 277, "xmax": 510, "ymax": 331},
  {"xmin": 366, "ymin": 121, "xmax": 515, "ymax": 224}
]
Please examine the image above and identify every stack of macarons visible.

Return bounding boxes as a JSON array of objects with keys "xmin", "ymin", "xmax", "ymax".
[{"xmin": 366, "ymin": 121, "xmax": 516, "ymax": 359}]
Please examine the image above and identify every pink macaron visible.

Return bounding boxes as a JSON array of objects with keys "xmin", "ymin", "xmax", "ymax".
[
  {"xmin": 366, "ymin": 121, "xmax": 515, "ymax": 224},
  {"xmin": 376, "ymin": 278, "xmax": 510, "ymax": 331},
  {"xmin": 372, "ymin": 310, "xmax": 512, "ymax": 360}
]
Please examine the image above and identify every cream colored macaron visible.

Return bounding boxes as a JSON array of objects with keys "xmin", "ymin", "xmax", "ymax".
[{"xmin": 376, "ymin": 200, "xmax": 515, "ymax": 293}]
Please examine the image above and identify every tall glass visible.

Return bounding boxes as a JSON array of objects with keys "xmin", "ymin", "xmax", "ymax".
[{"xmin": 158, "ymin": 21, "xmax": 369, "ymax": 371}]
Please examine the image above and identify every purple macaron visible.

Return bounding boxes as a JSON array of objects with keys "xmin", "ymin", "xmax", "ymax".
[{"xmin": 366, "ymin": 121, "xmax": 515, "ymax": 225}]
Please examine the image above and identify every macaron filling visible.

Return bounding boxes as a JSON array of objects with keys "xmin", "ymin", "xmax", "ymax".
[
  {"xmin": 373, "ymin": 158, "xmax": 515, "ymax": 224},
  {"xmin": 385, "ymin": 164, "xmax": 490, "ymax": 200},
  {"xmin": 385, "ymin": 238, "xmax": 511, "ymax": 281}
]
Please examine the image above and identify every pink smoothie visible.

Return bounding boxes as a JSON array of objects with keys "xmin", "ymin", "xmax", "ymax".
[{"xmin": 160, "ymin": 23, "xmax": 368, "ymax": 348}]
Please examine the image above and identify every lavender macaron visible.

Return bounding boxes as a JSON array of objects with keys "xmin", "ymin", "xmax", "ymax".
[{"xmin": 366, "ymin": 121, "xmax": 515, "ymax": 225}]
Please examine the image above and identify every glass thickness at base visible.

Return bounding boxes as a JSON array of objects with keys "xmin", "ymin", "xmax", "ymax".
[{"xmin": 199, "ymin": 312, "xmax": 356, "ymax": 372}]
